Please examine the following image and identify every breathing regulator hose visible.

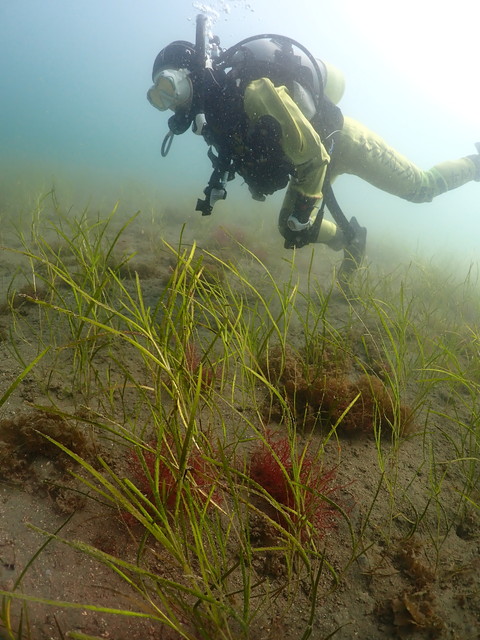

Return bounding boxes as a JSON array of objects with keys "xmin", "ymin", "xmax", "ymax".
[{"xmin": 192, "ymin": 13, "xmax": 208, "ymax": 135}]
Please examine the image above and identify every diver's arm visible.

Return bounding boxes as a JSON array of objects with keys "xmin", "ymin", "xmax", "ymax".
[
  {"xmin": 244, "ymin": 77, "xmax": 330, "ymax": 246},
  {"xmin": 243, "ymin": 77, "xmax": 330, "ymax": 200}
]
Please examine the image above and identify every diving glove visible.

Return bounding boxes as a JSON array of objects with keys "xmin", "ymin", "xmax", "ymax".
[
  {"xmin": 286, "ymin": 195, "xmax": 318, "ymax": 232},
  {"xmin": 284, "ymin": 195, "xmax": 320, "ymax": 249}
]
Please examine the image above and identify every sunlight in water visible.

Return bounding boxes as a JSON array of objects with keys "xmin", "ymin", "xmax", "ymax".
[{"xmin": 342, "ymin": 0, "xmax": 479, "ymax": 124}]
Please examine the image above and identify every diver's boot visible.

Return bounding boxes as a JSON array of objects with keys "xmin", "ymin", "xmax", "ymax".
[{"xmin": 337, "ymin": 217, "xmax": 367, "ymax": 286}]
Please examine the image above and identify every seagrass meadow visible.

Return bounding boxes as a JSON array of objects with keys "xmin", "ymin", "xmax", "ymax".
[
  {"xmin": 1, "ymin": 189, "xmax": 480, "ymax": 640},
  {"xmin": 2, "ymin": 0, "xmax": 480, "ymax": 636}
]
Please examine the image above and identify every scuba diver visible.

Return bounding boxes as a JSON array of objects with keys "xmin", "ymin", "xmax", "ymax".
[{"xmin": 147, "ymin": 15, "xmax": 480, "ymax": 281}]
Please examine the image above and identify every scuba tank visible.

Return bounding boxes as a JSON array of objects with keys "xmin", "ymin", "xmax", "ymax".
[
  {"xmin": 215, "ymin": 34, "xmax": 346, "ymax": 116},
  {"xmin": 318, "ymin": 59, "xmax": 345, "ymax": 105}
]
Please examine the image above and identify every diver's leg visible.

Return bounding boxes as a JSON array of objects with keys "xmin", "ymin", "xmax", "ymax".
[{"xmin": 329, "ymin": 116, "xmax": 478, "ymax": 203}]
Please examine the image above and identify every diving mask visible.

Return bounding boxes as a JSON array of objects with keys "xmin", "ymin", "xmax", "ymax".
[{"xmin": 147, "ymin": 68, "xmax": 193, "ymax": 112}]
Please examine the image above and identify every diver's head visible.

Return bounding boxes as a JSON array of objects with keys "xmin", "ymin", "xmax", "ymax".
[{"xmin": 147, "ymin": 41, "xmax": 196, "ymax": 113}]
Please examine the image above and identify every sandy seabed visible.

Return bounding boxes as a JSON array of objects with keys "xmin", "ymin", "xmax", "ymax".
[{"xmin": 0, "ymin": 191, "xmax": 479, "ymax": 640}]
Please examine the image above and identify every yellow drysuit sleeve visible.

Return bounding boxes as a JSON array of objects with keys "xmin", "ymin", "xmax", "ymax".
[{"xmin": 243, "ymin": 77, "xmax": 330, "ymax": 199}]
